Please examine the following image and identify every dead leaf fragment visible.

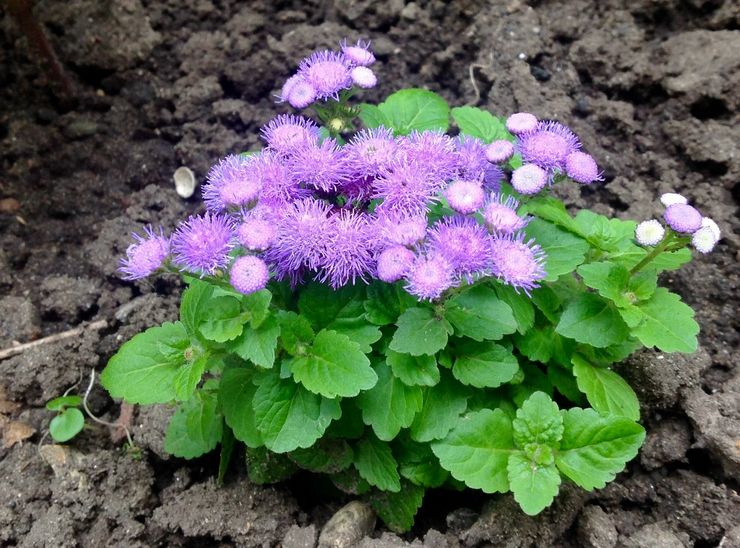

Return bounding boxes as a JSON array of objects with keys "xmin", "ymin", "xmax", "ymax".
[
  {"xmin": 0, "ymin": 198, "xmax": 21, "ymax": 213},
  {"xmin": 2, "ymin": 420, "xmax": 36, "ymax": 448}
]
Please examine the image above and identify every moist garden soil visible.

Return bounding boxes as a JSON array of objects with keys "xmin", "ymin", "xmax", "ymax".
[{"xmin": 1, "ymin": 0, "xmax": 738, "ymax": 546}]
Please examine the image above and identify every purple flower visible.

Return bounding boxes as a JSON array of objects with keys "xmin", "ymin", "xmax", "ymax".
[
  {"xmin": 660, "ymin": 192, "xmax": 687, "ymax": 207},
  {"xmin": 202, "ymin": 155, "xmax": 261, "ymax": 212},
  {"xmin": 172, "ymin": 213, "xmax": 235, "ymax": 276},
  {"xmin": 345, "ymin": 127, "xmax": 398, "ymax": 177},
  {"xmin": 427, "ymin": 216, "xmax": 490, "ymax": 281},
  {"xmin": 237, "ymin": 217, "xmax": 276, "ymax": 251},
  {"xmin": 664, "ymin": 203, "xmax": 702, "ymax": 234},
  {"xmin": 288, "ymin": 139, "xmax": 350, "ymax": 193},
  {"xmin": 376, "ymin": 245, "xmax": 415, "ymax": 283},
  {"xmin": 373, "ymin": 160, "xmax": 443, "ymax": 215},
  {"xmin": 317, "ymin": 210, "xmax": 375, "ymax": 288},
  {"xmin": 400, "ymin": 131, "xmax": 458, "ymax": 182},
  {"xmin": 375, "ymin": 211, "xmax": 428, "ymax": 247},
  {"xmin": 565, "ymin": 151, "xmax": 602, "ymax": 184},
  {"xmin": 260, "ymin": 114, "xmax": 320, "ymax": 155},
  {"xmin": 489, "ymin": 234, "xmax": 547, "ymax": 294},
  {"xmin": 482, "ymin": 163, "xmax": 505, "ymax": 192},
  {"xmin": 485, "ymin": 140, "xmax": 515, "ymax": 163},
  {"xmin": 444, "ymin": 179, "xmax": 485, "ymax": 214},
  {"xmin": 350, "ymin": 66, "xmax": 377, "ymax": 89},
  {"xmin": 517, "ymin": 121, "xmax": 581, "ymax": 171},
  {"xmin": 483, "ymin": 194, "xmax": 528, "ymax": 234},
  {"xmin": 455, "ymin": 136, "xmax": 488, "ymax": 180},
  {"xmin": 340, "ymin": 39, "xmax": 375, "ymax": 66},
  {"xmin": 511, "ymin": 164, "xmax": 547, "ymax": 195},
  {"xmin": 506, "ymin": 112, "xmax": 538, "ymax": 135},
  {"xmin": 253, "ymin": 152, "xmax": 309, "ymax": 203},
  {"xmin": 264, "ymin": 199, "xmax": 332, "ymax": 279},
  {"xmin": 230, "ymin": 256, "xmax": 270, "ymax": 295},
  {"xmin": 119, "ymin": 225, "xmax": 170, "ymax": 280},
  {"xmin": 279, "ymin": 75, "xmax": 317, "ymax": 109},
  {"xmin": 404, "ymin": 253, "xmax": 457, "ymax": 301},
  {"xmin": 298, "ymin": 50, "xmax": 353, "ymax": 100},
  {"xmin": 635, "ymin": 220, "xmax": 665, "ymax": 246}
]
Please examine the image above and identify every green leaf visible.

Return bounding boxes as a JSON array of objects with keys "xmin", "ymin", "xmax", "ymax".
[
  {"xmin": 358, "ymin": 103, "xmax": 392, "ymax": 129},
  {"xmin": 451, "ymin": 106, "xmax": 511, "ymax": 143},
  {"xmin": 512, "ymin": 391, "xmax": 563, "ymax": 449},
  {"xmin": 572, "ymin": 355, "xmax": 640, "ymax": 420},
  {"xmin": 245, "ymin": 446, "xmax": 297, "ymax": 484},
  {"xmin": 510, "ymin": 362, "xmax": 554, "ymax": 408},
  {"xmin": 289, "ymin": 438, "xmax": 354, "ymax": 473},
  {"xmin": 240, "ymin": 289, "xmax": 272, "ymax": 329},
  {"xmin": 252, "ymin": 370, "xmax": 341, "ymax": 453},
  {"xmin": 577, "ymin": 262, "xmax": 631, "ymax": 307},
  {"xmin": 507, "ymin": 453, "xmax": 561, "ymax": 515},
  {"xmin": 390, "ymin": 307, "xmax": 453, "ymax": 356},
  {"xmin": 164, "ymin": 391, "xmax": 223, "ymax": 459},
  {"xmin": 493, "ymin": 283, "xmax": 535, "ymax": 334},
  {"xmin": 516, "ymin": 327, "xmax": 555, "ymax": 364},
  {"xmin": 452, "ymin": 340, "xmax": 519, "ymax": 389},
  {"xmin": 547, "ymin": 365, "xmax": 585, "ymax": 404},
  {"xmin": 364, "ymin": 282, "xmax": 416, "ymax": 326},
  {"xmin": 46, "ymin": 395, "xmax": 82, "ymax": 411},
  {"xmin": 386, "ymin": 350, "xmax": 440, "ymax": 387},
  {"xmin": 432, "ymin": 409, "xmax": 515, "ymax": 493},
  {"xmin": 229, "ymin": 315, "xmax": 280, "ymax": 368},
  {"xmin": 555, "ymin": 408, "xmax": 645, "ymax": 490},
  {"xmin": 354, "ymin": 434, "xmax": 401, "ymax": 492},
  {"xmin": 277, "ymin": 311, "xmax": 315, "ymax": 356},
  {"xmin": 445, "ymin": 285, "xmax": 517, "ymax": 341},
  {"xmin": 100, "ymin": 322, "xmax": 189, "ymax": 405},
  {"xmin": 629, "ymin": 288, "xmax": 699, "ymax": 353},
  {"xmin": 218, "ymin": 425, "xmax": 235, "ymax": 486},
  {"xmin": 521, "ymin": 196, "xmax": 586, "ymax": 239},
  {"xmin": 628, "ymin": 271, "xmax": 658, "ymax": 302},
  {"xmin": 396, "ymin": 438, "xmax": 449, "ymax": 488},
  {"xmin": 198, "ymin": 296, "xmax": 244, "ymax": 342},
  {"xmin": 219, "ymin": 367, "xmax": 263, "ymax": 447},
  {"xmin": 525, "ymin": 219, "xmax": 590, "ymax": 281},
  {"xmin": 180, "ymin": 279, "xmax": 213, "ymax": 335},
  {"xmin": 291, "ymin": 329, "xmax": 377, "ymax": 398},
  {"xmin": 172, "ymin": 353, "xmax": 209, "ymax": 401},
  {"xmin": 410, "ymin": 371, "xmax": 469, "ymax": 442},
  {"xmin": 49, "ymin": 408, "xmax": 85, "ymax": 442},
  {"xmin": 375, "ymin": 88, "xmax": 450, "ymax": 135},
  {"xmin": 357, "ymin": 361, "xmax": 423, "ymax": 441},
  {"xmin": 369, "ymin": 481, "xmax": 425, "ymax": 533},
  {"xmin": 573, "ymin": 210, "xmax": 636, "ymax": 252},
  {"xmin": 556, "ymin": 293, "xmax": 630, "ymax": 348}
]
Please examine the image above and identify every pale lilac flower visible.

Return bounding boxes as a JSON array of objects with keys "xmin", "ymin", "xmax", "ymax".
[
  {"xmin": 350, "ymin": 66, "xmax": 377, "ymax": 89},
  {"xmin": 427, "ymin": 217, "xmax": 490, "ymax": 281},
  {"xmin": 445, "ymin": 179, "xmax": 485, "ymax": 214},
  {"xmin": 489, "ymin": 234, "xmax": 547, "ymax": 294},
  {"xmin": 230, "ymin": 256, "xmax": 270, "ymax": 295},
  {"xmin": 692, "ymin": 227, "xmax": 718, "ymax": 254},
  {"xmin": 659, "ymin": 192, "xmax": 687, "ymax": 207},
  {"xmin": 202, "ymin": 154, "xmax": 261, "ymax": 211},
  {"xmin": 172, "ymin": 213, "xmax": 235, "ymax": 276},
  {"xmin": 400, "ymin": 131, "xmax": 458, "ymax": 182},
  {"xmin": 288, "ymin": 139, "xmax": 350, "ymax": 193},
  {"xmin": 565, "ymin": 151, "xmax": 602, "ymax": 184},
  {"xmin": 485, "ymin": 140, "xmax": 515, "ymax": 163},
  {"xmin": 506, "ymin": 112, "xmax": 538, "ymax": 135},
  {"xmin": 237, "ymin": 217, "xmax": 276, "ymax": 251},
  {"xmin": 483, "ymin": 194, "xmax": 528, "ymax": 234},
  {"xmin": 518, "ymin": 121, "xmax": 581, "ymax": 171},
  {"xmin": 700, "ymin": 217, "xmax": 721, "ymax": 241},
  {"xmin": 298, "ymin": 50, "xmax": 353, "ymax": 100},
  {"xmin": 340, "ymin": 39, "xmax": 375, "ymax": 66},
  {"xmin": 119, "ymin": 226, "xmax": 170, "ymax": 280},
  {"xmin": 279, "ymin": 74, "xmax": 317, "ymax": 109},
  {"xmin": 483, "ymin": 163, "xmax": 505, "ymax": 192},
  {"xmin": 511, "ymin": 164, "xmax": 547, "ymax": 195},
  {"xmin": 455, "ymin": 136, "xmax": 488, "ymax": 180},
  {"xmin": 375, "ymin": 211, "xmax": 428, "ymax": 247},
  {"xmin": 318, "ymin": 210, "xmax": 375, "ymax": 288},
  {"xmin": 404, "ymin": 253, "xmax": 457, "ymax": 301},
  {"xmin": 635, "ymin": 220, "xmax": 665, "ymax": 246},
  {"xmin": 376, "ymin": 245, "xmax": 415, "ymax": 283},
  {"xmin": 260, "ymin": 114, "xmax": 320, "ymax": 154},
  {"xmin": 254, "ymin": 151, "xmax": 310, "ymax": 203},
  {"xmin": 664, "ymin": 204, "xmax": 702, "ymax": 234},
  {"xmin": 373, "ymin": 161, "xmax": 442, "ymax": 215}
]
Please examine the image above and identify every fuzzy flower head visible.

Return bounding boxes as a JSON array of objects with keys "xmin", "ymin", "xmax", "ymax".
[
  {"xmin": 298, "ymin": 50, "xmax": 352, "ymax": 100},
  {"xmin": 119, "ymin": 226, "xmax": 170, "ymax": 280},
  {"xmin": 692, "ymin": 226, "xmax": 719, "ymax": 254},
  {"xmin": 445, "ymin": 179, "xmax": 485, "ymax": 215},
  {"xmin": 664, "ymin": 203, "xmax": 703, "ymax": 234},
  {"xmin": 254, "ymin": 151, "xmax": 309, "ymax": 203},
  {"xmin": 427, "ymin": 216, "xmax": 490, "ymax": 281},
  {"xmin": 506, "ymin": 112, "xmax": 539, "ymax": 135},
  {"xmin": 350, "ymin": 66, "xmax": 377, "ymax": 89},
  {"xmin": 511, "ymin": 164, "xmax": 548, "ymax": 195},
  {"xmin": 340, "ymin": 39, "xmax": 375, "ymax": 66},
  {"xmin": 317, "ymin": 210, "xmax": 375, "ymax": 288},
  {"xmin": 346, "ymin": 127, "xmax": 398, "ymax": 177},
  {"xmin": 376, "ymin": 245, "xmax": 415, "ymax": 283},
  {"xmin": 400, "ymin": 131, "xmax": 458, "ymax": 182},
  {"xmin": 660, "ymin": 192, "xmax": 688, "ymax": 207},
  {"xmin": 483, "ymin": 164, "xmax": 505, "ymax": 193},
  {"xmin": 172, "ymin": 213, "xmax": 235, "ymax": 276},
  {"xmin": 373, "ymin": 160, "xmax": 442, "ymax": 216},
  {"xmin": 518, "ymin": 121, "xmax": 581, "ymax": 171},
  {"xmin": 404, "ymin": 253, "xmax": 457, "ymax": 301},
  {"xmin": 635, "ymin": 220, "xmax": 665, "ymax": 246},
  {"xmin": 565, "ymin": 151, "xmax": 602, "ymax": 184},
  {"xmin": 288, "ymin": 139, "xmax": 350, "ymax": 193},
  {"xmin": 230, "ymin": 256, "xmax": 270, "ymax": 295},
  {"xmin": 237, "ymin": 217, "xmax": 276, "ymax": 252},
  {"xmin": 202, "ymin": 155, "xmax": 261, "ymax": 212},
  {"xmin": 485, "ymin": 140, "xmax": 515, "ymax": 164},
  {"xmin": 279, "ymin": 74, "xmax": 317, "ymax": 109},
  {"xmin": 489, "ymin": 234, "xmax": 547, "ymax": 294},
  {"xmin": 375, "ymin": 211, "xmax": 428, "ymax": 247},
  {"xmin": 700, "ymin": 217, "xmax": 721, "ymax": 241},
  {"xmin": 260, "ymin": 114, "xmax": 320, "ymax": 155},
  {"xmin": 483, "ymin": 194, "xmax": 528, "ymax": 234},
  {"xmin": 455, "ymin": 136, "xmax": 488, "ymax": 180}
]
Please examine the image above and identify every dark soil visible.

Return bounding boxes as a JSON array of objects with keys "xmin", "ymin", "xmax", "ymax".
[{"xmin": 1, "ymin": 1, "xmax": 738, "ymax": 546}]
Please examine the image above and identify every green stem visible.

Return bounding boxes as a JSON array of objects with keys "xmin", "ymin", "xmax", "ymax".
[{"xmin": 629, "ymin": 233, "xmax": 676, "ymax": 275}]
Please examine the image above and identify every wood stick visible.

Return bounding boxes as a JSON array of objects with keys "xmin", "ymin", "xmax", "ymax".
[{"xmin": 0, "ymin": 319, "xmax": 107, "ymax": 361}]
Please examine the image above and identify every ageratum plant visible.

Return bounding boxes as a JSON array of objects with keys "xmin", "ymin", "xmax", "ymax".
[{"xmin": 101, "ymin": 40, "xmax": 721, "ymax": 531}]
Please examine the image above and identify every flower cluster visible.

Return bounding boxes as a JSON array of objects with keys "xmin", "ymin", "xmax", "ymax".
[
  {"xmin": 278, "ymin": 39, "xmax": 377, "ymax": 109},
  {"xmin": 636, "ymin": 193, "xmax": 721, "ymax": 254}
]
